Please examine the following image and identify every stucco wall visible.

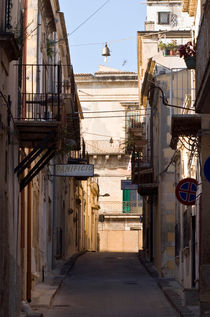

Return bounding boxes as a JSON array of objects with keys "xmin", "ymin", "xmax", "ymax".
[{"xmin": 99, "ymin": 230, "xmax": 142, "ymax": 252}]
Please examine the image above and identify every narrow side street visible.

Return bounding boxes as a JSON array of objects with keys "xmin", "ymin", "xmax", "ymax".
[{"xmin": 37, "ymin": 252, "xmax": 178, "ymax": 317}]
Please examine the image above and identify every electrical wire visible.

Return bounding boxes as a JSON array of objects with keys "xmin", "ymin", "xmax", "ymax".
[
  {"xmin": 69, "ymin": 0, "xmax": 111, "ymax": 36},
  {"xmin": 70, "ymin": 27, "xmax": 185, "ymax": 47},
  {"xmin": 74, "ymin": 109, "xmax": 150, "ymax": 114},
  {"xmin": 158, "ymin": 150, "xmax": 178, "ymax": 175},
  {"xmin": 70, "ymin": 112, "xmax": 150, "ymax": 119},
  {"xmin": 70, "ymin": 36, "xmax": 135, "ymax": 47}
]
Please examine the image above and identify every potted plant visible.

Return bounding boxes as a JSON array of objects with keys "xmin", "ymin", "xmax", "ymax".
[
  {"xmin": 167, "ymin": 40, "xmax": 177, "ymax": 55},
  {"xmin": 158, "ymin": 40, "xmax": 178, "ymax": 56},
  {"xmin": 158, "ymin": 41, "xmax": 169, "ymax": 56},
  {"xmin": 178, "ymin": 41, "xmax": 196, "ymax": 69}
]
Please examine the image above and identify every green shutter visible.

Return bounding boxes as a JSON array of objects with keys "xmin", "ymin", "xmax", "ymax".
[{"xmin": 123, "ymin": 189, "xmax": 130, "ymax": 213}]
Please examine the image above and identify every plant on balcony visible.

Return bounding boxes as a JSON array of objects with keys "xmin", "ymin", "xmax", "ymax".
[
  {"xmin": 158, "ymin": 40, "xmax": 178, "ymax": 56},
  {"xmin": 178, "ymin": 41, "xmax": 196, "ymax": 69}
]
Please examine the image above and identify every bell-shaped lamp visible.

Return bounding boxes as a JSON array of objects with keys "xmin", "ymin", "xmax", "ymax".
[{"xmin": 102, "ymin": 42, "xmax": 110, "ymax": 62}]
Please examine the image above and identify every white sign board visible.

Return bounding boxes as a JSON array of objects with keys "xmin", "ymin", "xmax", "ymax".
[{"xmin": 55, "ymin": 164, "xmax": 94, "ymax": 177}]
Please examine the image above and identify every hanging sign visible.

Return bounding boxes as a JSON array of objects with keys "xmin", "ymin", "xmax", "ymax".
[
  {"xmin": 175, "ymin": 177, "xmax": 197, "ymax": 206},
  {"xmin": 55, "ymin": 164, "xmax": 94, "ymax": 177},
  {"xmin": 121, "ymin": 180, "xmax": 138, "ymax": 190}
]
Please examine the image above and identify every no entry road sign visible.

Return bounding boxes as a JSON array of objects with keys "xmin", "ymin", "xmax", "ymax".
[{"xmin": 175, "ymin": 178, "xmax": 198, "ymax": 206}]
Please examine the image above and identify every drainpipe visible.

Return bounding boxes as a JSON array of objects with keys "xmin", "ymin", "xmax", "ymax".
[
  {"xmin": 21, "ymin": 0, "xmax": 28, "ymax": 301},
  {"xmin": 169, "ymin": 69, "xmax": 173, "ymax": 116},
  {"xmin": 52, "ymin": 32, "xmax": 58, "ymax": 269},
  {"xmin": 36, "ymin": 8, "xmax": 41, "ymax": 93},
  {"xmin": 150, "ymin": 106, "xmax": 154, "ymax": 262},
  {"xmin": 22, "ymin": 0, "xmax": 28, "ymax": 118},
  {"xmin": 52, "ymin": 160, "xmax": 56, "ymax": 269},
  {"xmin": 26, "ymin": 169, "xmax": 32, "ymax": 302}
]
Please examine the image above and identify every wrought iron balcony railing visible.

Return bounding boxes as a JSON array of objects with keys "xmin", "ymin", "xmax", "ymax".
[
  {"xmin": 131, "ymin": 154, "xmax": 153, "ymax": 185},
  {"xmin": 18, "ymin": 64, "xmax": 63, "ymax": 122},
  {"xmin": 20, "ymin": 92, "xmax": 61, "ymax": 121}
]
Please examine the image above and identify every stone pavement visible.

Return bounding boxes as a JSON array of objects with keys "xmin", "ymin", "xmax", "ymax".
[
  {"xmin": 22, "ymin": 250, "xmax": 200, "ymax": 317},
  {"xmin": 138, "ymin": 251, "xmax": 200, "ymax": 317}
]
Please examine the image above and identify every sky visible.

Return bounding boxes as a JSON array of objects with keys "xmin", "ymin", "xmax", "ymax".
[{"xmin": 59, "ymin": 0, "xmax": 146, "ymax": 74}]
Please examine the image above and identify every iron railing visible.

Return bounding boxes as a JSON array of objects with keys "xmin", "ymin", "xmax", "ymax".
[
  {"xmin": 100, "ymin": 200, "xmax": 143, "ymax": 214},
  {"xmin": 19, "ymin": 64, "xmax": 63, "ymax": 121}
]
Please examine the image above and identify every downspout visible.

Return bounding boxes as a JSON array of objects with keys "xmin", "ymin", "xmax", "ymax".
[
  {"xmin": 36, "ymin": 8, "xmax": 41, "ymax": 93},
  {"xmin": 26, "ymin": 168, "xmax": 32, "ymax": 302},
  {"xmin": 22, "ymin": 0, "xmax": 28, "ymax": 118},
  {"xmin": 150, "ymin": 105, "xmax": 154, "ymax": 262},
  {"xmin": 170, "ymin": 69, "xmax": 173, "ymax": 116},
  {"xmin": 52, "ymin": 161, "xmax": 56, "ymax": 269},
  {"xmin": 52, "ymin": 32, "xmax": 57, "ymax": 269},
  {"xmin": 21, "ymin": 0, "xmax": 28, "ymax": 300}
]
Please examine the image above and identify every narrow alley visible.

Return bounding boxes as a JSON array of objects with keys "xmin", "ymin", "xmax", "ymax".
[{"xmin": 35, "ymin": 252, "xmax": 178, "ymax": 317}]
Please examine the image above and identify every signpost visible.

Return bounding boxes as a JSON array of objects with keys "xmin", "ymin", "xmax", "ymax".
[
  {"xmin": 55, "ymin": 164, "xmax": 94, "ymax": 177},
  {"xmin": 175, "ymin": 177, "xmax": 198, "ymax": 206}
]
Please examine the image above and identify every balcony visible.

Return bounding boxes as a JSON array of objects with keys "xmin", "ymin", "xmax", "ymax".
[
  {"xmin": 132, "ymin": 154, "xmax": 153, "ymax": 184},
  {"xmin": 195, "ymin": 1, "xmax": 210, "ymax": 113},
  {"xmin": 170, "ymin": 114, "xmax": 201, "ymax": 149},
  {"xmin": 126, "ymin": 120, "xmax": 147, "ymax": 153},
  {"xmin": 131, "ymin": 153, "xmax": 157, "ymax": 196},
  {"xmin": 0, "ymin": 32, "xmax": 20, "ymax": 62},
  {"xmin": 14, "ymin": 64, "xmax": 80, "ymax": 190},
  {"xmin": 15, "ymin": 92, "xmax": 62, "ymax": 148}
]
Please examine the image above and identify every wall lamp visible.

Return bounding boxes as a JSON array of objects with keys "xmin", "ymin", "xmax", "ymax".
[{"xmin": 99, "ymin": 193, "xmax": 110, "ymax": 197}]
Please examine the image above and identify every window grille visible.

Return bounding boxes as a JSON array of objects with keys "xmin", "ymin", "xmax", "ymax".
[{"xmin": 158, "ymin": 12, "xmax": 170, "ymax": 25}]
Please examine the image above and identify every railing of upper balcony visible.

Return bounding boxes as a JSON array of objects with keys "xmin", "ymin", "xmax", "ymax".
[
  {"xmin": 85, "ymin": 139, "xmax": 125, "ymax": 154},
  {"xmin": 131, "ymin": 154, "xmax": 152, "ymax": 173},
  {"xmin": 18, "ymin": 64, "xmax": 64, "ymax": 121},
  {"xmin": 156, "ymin": 67, "xmax": 196, "ymax": 114},
  {"xmin": 99, "ymin": 200, "xmax": 143, "ymax": 214}
]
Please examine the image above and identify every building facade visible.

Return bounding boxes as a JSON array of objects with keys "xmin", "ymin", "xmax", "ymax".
[
  {"xmin": 0, "ymin": 1, "xmax": 97, "ymax": 316},
  {"xmin": 75, "ymin": 65, "xmax": 143, "ymax": 253},
  {"xmin": 136, "ymin": 0, "xmax": 210, "ymax": 314},
  {"xmin": 0, "ymin": 0, "xmax": 23, "ymax": 316}
]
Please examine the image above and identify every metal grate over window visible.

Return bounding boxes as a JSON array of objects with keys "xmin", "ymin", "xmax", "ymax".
[{"xmin": 158, "ymin": 12, "xmax": 170, "ymax": 25}]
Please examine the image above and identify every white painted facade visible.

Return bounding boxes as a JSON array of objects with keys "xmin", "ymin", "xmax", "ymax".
[{"xmin": 145, "ymin": 1, "xmax": 194, "ymax": 31}]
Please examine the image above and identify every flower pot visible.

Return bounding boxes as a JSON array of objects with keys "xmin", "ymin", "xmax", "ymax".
[
  {"xmin": 163, "ymin": 48, "xmax": 170, "ymax": 56},
  {"xmin": 184, "ymin": 56, "xmax": 196, "ymax": 69},
  {"xmin": 170, "ymin": 50, "xmax": 176, "ymax": 56}
]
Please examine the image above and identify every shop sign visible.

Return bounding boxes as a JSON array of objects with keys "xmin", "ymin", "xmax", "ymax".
[
  {"xmin": 121, "ymin": 180, "xmax": 138, "ymax": 190},
  {"xmin": 55, "ymin": 164, "xmax": 94, "ymax": 177}
]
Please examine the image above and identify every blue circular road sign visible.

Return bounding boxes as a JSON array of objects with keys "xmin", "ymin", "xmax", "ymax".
[
  {"xmin": 175, "ymin": 178, "xmax": 198, "ymax": 206},
  {"xmin": 204, "ymin": 157, "xmax": 210, "ymax": 182}
]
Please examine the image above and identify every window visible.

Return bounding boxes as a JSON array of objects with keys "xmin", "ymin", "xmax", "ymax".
[
  {"xmin": 123, "ymin": 189, "xmax": 131, "ymax": 213},
  {"xmin": 122, "ymin": 189, "xmax": 142, "ymax": 213},
  {"xmin": 158, "ymin": 12, "xmax": 170, "ymax": 25}
]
